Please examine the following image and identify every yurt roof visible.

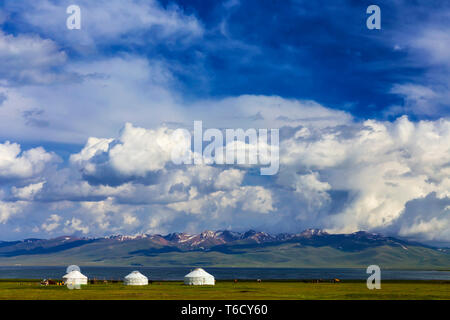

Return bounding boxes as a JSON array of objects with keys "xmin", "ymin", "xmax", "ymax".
[
  {"xmin": 63, "ymin": 270, "xmax": 87, "ymax": 279},
  {"xmin": 124, "ymin": 271, "xmax": 148, "ymax": 280},
  {"xmin": 184, "ymin": 268, "xmax": 214, "ymax": 278}
]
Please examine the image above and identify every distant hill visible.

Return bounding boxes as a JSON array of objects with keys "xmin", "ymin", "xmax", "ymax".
[{"xmin": 0, "ymin": 229, "xmax": 448, "ymax": 269}]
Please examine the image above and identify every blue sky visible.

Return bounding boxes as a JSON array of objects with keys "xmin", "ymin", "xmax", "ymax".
[
  {"xmin": 2, "ymin": 0, "xmax": 448, "ymax": 121},
  {"xmin": 0, "ymin": 0, "xmax": 449, "ymax": 245}
]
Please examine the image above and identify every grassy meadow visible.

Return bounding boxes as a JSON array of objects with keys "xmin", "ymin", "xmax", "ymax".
[{"xmin": 0, "ymin": 280, "xmax": 448, "ymax": 300}]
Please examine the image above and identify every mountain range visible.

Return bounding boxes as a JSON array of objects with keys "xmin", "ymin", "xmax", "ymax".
[{"xmin": 0, "ymin": 229, "xmax": 448, "ymax": 269}]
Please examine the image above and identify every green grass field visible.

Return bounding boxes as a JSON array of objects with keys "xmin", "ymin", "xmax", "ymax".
[{"xmin": 0, "ymin": 280, "xmax": 448, "ymax": 300}]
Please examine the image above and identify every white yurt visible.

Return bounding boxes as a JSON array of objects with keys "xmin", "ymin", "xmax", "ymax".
[
  {"xmin": 63, "ymin": 270, "xmax": 88, "ymax": 285},
  {"xmin": 184, "ymin": 268, "xmax": 215, "ymax": 285},
  {"xmin": 124, "ymin": 271, "xmax": 148, "ymax": 286}
]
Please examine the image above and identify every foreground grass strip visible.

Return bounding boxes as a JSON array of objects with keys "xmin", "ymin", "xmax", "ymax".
[{"xmin": 0, "ymin": 280, "xmax": 448, "ymax": 300}]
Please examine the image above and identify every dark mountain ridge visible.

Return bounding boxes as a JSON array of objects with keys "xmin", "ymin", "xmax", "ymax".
[
  {"xmin": 0, "ymin": 229, "xmax": 440, "ymax": 255},
  {"xmin": 0, "ymin": 229, "xmax": 448, "ymax": 268}
]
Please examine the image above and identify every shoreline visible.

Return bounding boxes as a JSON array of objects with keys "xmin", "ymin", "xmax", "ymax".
[
  {"xmin": 1, "ymin": 279, "xmax": 450, "ymax": 283},
  {"xmin": 1, "ymin": 265, "xmax": 449, "ymax": 271}
]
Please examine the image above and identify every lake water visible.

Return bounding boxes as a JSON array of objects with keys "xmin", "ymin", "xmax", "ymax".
[{"xmin": 0, "ymin": 266, "xmax": 449, "ymax": 281}]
